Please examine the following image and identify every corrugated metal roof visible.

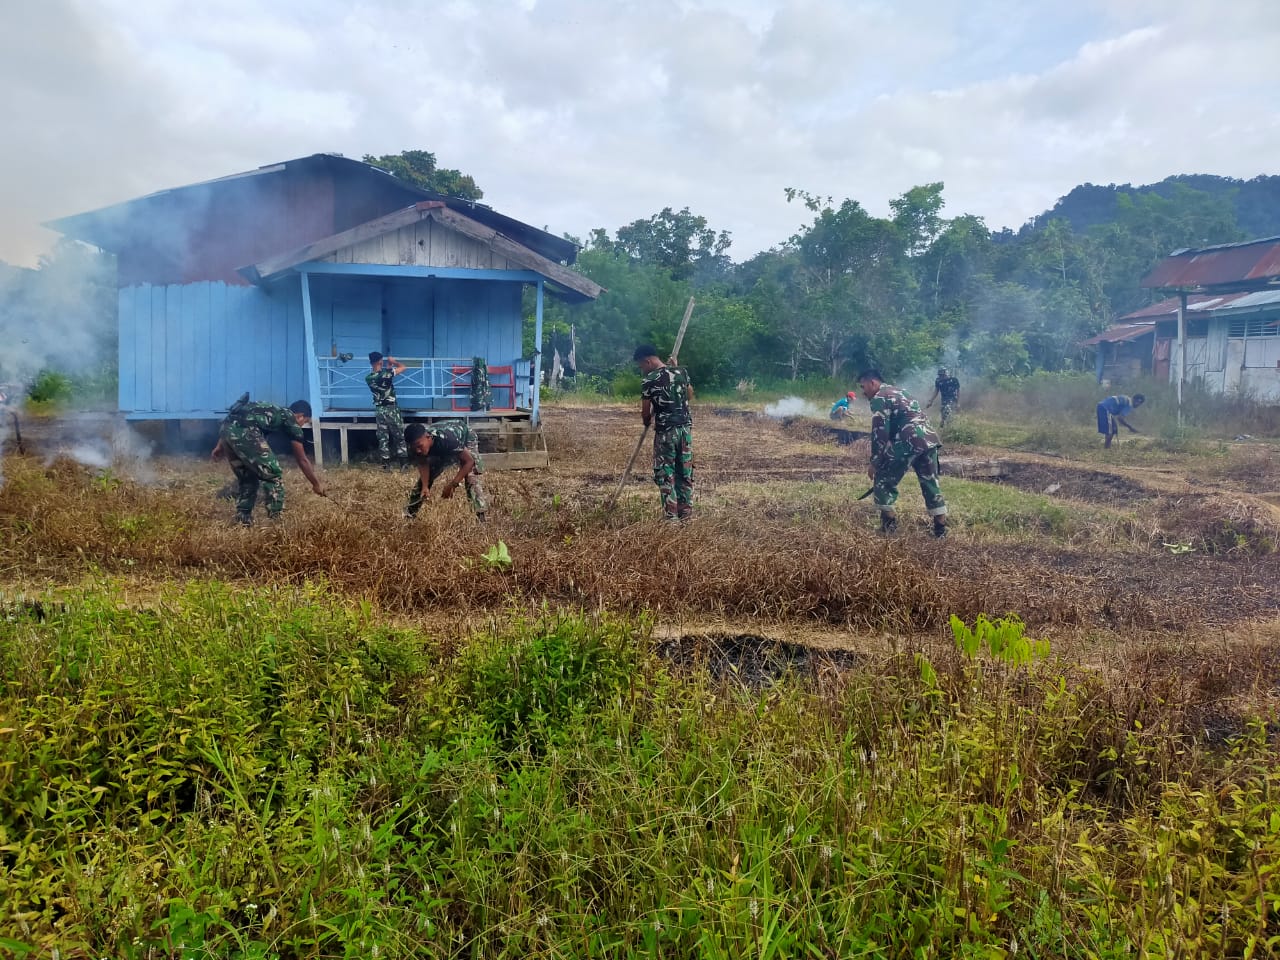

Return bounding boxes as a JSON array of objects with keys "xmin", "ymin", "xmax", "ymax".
[
  {"xmin": 46, "ymin": 154, "xmax": 581, "ymax": 266},
  {"xmin": 1141, "ymin": 236, "xmax": 1280, "ymax": 291},
  {"xmin": 1224, "ymin": 290, "xmax": 1280, "ymax": 311},
  {"xmin": 1119, "ymin": 293, "xmax": 1247, "ymax": 321},
  {"xmin": 1119, "ymin": 289, "xmax": 1280, "ymax": 322},
  {"xmin": 1080, "ymin": 323, "xmax": 1155, "ymax": 346}
]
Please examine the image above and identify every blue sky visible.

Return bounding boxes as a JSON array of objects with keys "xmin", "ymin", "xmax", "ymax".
[{"xmin": 1, "ymin": 0, "xmax": 1277, "ymax": 265}]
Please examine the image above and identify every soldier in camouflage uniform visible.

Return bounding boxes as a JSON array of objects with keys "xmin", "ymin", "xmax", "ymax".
[
  {"xmin": 926, "ymin": 367, "xmax": 961, "ymax": 426},
  {"xmin": 403, "ymin": 420, "xmax": 488, "ymax": 522},
  {"xmin": 635, "ymin": 344, "xmax": 694, "ymax": 522},
  {"xmin": 366, "ymin": 352, "xmax": 408, "ymax": 470},
  {"xmin": 211, "ymin": 394, "xmax": 326, "ymax": 525},
  {"xmin": 858, "ymin": 369, "xmax": 947, "ymax": 538},
  {"xmin": 470, "ymin": 357, "xmax": 492, "ymax": 411}
]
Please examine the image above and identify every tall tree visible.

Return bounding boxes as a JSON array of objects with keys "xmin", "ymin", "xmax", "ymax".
[
  {"xmin": 362, "ymin": 149, "xmax": 483, "ymax": 200},
  {"xmin": 611, "ymin": 207, "xmax": 732, "ymax": 282}
]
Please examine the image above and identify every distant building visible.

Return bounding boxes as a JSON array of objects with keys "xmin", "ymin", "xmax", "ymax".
[
  {"xmin": 1137, "ymin": 236, "xmax": 1280, "ymax": 402},
  {"xmin": 47, "ymin": 154, "xmax": 601, "ymax": 462},
  {"xmin": 1080, "ymin": 322, "xmax": 1156, "ymax": 385}
]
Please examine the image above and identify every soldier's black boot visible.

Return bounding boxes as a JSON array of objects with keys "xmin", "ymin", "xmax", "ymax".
[
  {"xmin": 879, "ymin": 514, "xmax": 898, "ymax": 536},
  {"xmin": 381, "ymin": 460, "xmax": 392, "ymax": 473},
  {"xmin": 235, "ymin": 512, "xmax": 253, "ymax": 527},
  {"xmin": 933, "ymin": 518, "xmax": 948, "ymax": 539}
]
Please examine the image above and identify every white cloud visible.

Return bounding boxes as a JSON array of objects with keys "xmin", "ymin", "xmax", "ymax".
[{"xmin": 0, "ymin": 0, "xmax": 1277, "ymax": 266}]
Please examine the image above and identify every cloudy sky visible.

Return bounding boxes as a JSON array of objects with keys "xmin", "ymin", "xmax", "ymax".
[{"xmin": 2, "ymin": 0, "xmax": 1277, "ymax": 266}]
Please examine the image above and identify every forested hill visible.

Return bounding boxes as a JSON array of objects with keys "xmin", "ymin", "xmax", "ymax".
[{"xmin": 1025, "ymin": 175, "xmax": 1280, "ymax": 240}]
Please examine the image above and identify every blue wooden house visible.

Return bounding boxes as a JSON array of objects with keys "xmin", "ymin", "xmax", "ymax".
[{"xmin": 47, "ymin": 153, "xmax": 601, "ymax": 463}]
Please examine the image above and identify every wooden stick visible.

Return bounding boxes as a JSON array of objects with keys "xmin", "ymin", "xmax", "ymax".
[{"xmin": 607, "ymin": 297, "xmax": 695, "ymax": 510}]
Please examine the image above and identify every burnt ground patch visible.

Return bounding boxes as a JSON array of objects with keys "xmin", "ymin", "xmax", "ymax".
[
  {"xmin": 656, "ymin": 633, "xmax": 868, "ymax": 688},
  {"xmin": 947, "ymin": 540, "xmax": 1280, "ymax": 627},
  {"xmin": 975, "ymin": 460, "xmax": 1154, "ymax": 505}
]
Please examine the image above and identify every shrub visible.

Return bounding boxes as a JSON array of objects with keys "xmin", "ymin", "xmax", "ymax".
[
  {"xmin": 609, "ymin": 369, "xmax": 643, "ymax": 397},
  {"xmin": 26, "ymin": 368, "xmax": 74, "ymax": 407}
]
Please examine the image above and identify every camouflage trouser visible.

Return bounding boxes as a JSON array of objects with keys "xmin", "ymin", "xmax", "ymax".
[
  {"xmin": 470, "ymin": 358, "xmax": 492, "ymax": 411},
  {"xmin": 653, "ymin": 425, "xmax": 694, "ymax": 519},
  {"xmin": 940, "ymin": 399, "xmax": 957, "ymax": 426},
  {"xmin": 873, "ymin": 448, "xmax": 946, "ymax": 519},
  {"xmin": 220, "ymin": 422, "xmax": 285, "ymax": 517},
  {"xmin": 406, "ymin": 440, "xmax": 488, "ymax": 518},
  {"xmin": 374, "ymin": 405, "xmax": 408, "ymax": 461}
]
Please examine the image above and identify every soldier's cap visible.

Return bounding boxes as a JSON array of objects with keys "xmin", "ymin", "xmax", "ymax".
[{"xmin": 938, "ymin": 367, "xmax": 949, "ymax": 376}]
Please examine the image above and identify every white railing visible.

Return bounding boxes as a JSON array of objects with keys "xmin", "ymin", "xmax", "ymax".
[{"xmin": 317, "ymin": 357, "xmax": 532, "ymax": 411}]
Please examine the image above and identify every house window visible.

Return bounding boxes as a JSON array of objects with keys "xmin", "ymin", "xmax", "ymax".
[
  {"xmin": 1244, "ymin": 335, "xmax": 1280, "ymax": 368},
  {"xmin": 1227, "ymin": 315, "xmax": 1278, "ymax": 338}
]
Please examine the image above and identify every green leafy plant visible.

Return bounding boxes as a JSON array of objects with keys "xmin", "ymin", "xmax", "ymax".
[
  {"xmin": 481, "ymin": 540, "xmax": 513, "ymax": 571},
  {"xmin": 950, "ymin": 613, "xmax": 1049, "ymax": 665}
]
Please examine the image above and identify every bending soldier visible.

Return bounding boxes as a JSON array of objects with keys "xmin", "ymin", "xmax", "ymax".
[
  {"xmin": 403, "ymin": 421, "xmax": 488, "ymax": 523},
  {"xmin": 858, "ymin": 369, "xmax": 948, "ymax": 539},
  {"xmin": 212, "ymin": 394, "xmax": 326, "ymax": 525},
  {"xmin": 1096, "ymin": 393, "xmax": 1144, "ymax": 449}
]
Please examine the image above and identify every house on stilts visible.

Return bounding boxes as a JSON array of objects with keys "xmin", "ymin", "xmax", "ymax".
[{"xmin": 47, "ymin": 153, "xmax": 602, "ymax": 465}]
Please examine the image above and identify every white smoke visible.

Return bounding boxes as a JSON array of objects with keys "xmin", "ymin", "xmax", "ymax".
[
  {"xmin": 0, "ymin": 242, "xmax": 115, "ymax": 384},
  {"xmin": 0, "ymin": 414, "xmax": 8, "ymax": 490},
  {"xmin": 44, "ymin": 425, "xmax": 157, "ymax": 483},
  {"xmin": 111, "ymin": 424, "xmax": 157, "ymax": 484},
  {"xmin": 1, "ymin": 241, "xmax": 118, "ymax": 484},
  {"xmin": 48, "ymin": 439, "xmax": 111, "ymax": 470},
  {"xmin": 763, "ymin": 395, "xmax": 827, "ymax": 419}
]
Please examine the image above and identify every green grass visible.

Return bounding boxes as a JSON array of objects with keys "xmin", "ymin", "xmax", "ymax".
[
  {"xmin": 942, "ymin": 477, "xmax": 1137, "ymax": 543},
  {"xmin": 3, "ymin": 582, "xmax": 1279, "ymax": 958},
  {"xmin": 714, "ymin": 475, "xmax": 1135, "ymax": 546}
]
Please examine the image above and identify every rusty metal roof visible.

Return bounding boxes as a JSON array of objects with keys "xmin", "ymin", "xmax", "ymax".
[
  {"xmin": 1140, "ymin": 236, "xmax": 1280, "ymax": 291},
  {"xmin": 1079, "ymin": 323, "xmax": 1155, "ymax": 347}
]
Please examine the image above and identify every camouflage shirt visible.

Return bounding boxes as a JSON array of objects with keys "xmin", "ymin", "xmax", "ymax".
[
  {"xmin": 640, "ymin": 365, "xmax": 693, "ymax": 432},
  {"xmin": 869, "ymin": 384, "xmax": 940, "ymax": 469},
  {"xmin": 935, "ymin": 375, "xmax": 960, "ymax": 404},
  {"xmin": 365, "ymin": 368, "xmax": 398, "ymax": 407},
  {"xmin": 410, "ymin": 420, "xmax": 476, "ymax": 466},
  {"xmin": 224, "ymin": 396, "xmax": 305, "ymax": 442}
]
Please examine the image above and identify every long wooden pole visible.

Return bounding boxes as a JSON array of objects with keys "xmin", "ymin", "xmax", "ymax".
[{"xmin": 607, "ymin": 297, "xmax": 695, "ymax": 510}]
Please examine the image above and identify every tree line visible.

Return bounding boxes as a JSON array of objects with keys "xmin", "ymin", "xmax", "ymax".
[
  {"xmin": 538, "ymin": 176, "xmax": 1258, "ymax": 391},
  {"xmin": 2, "ymin": 149, "xmax": 1270, "ymax": 399}
]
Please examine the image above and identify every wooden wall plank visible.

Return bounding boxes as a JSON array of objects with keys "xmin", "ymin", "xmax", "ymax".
[
  {"xmin": 150, "ymin": 285, "xmax": 166, "ymax": 411},
  {"xmin": 117, "ymin": 287, "xmax": 136, "ymax": 412}
]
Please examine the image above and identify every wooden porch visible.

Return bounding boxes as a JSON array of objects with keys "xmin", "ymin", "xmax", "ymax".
[{"xmin": 310, "ymin": 408, "xmax": 547, "ymax": 469}]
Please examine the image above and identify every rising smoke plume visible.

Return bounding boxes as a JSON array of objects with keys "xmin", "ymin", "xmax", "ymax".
[
  {"xmin": 0, "ymin": 239, "xmax": 118, "ymax": 486},
  {"xmin": 763, "ymin": 396, "xmax": 828, "ymax": 419}
]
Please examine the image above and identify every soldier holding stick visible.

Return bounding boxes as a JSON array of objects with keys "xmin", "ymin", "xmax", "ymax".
[{"xmin": 634, "ymin": 344, "xmax": 695, "ymax": 523}]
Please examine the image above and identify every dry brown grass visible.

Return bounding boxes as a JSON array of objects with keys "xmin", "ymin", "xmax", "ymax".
[
  {"xmin": 2, "ymin": 401, "xmax": 1280, "ymax": 643},
  {"xmin": 2, "ymin": 450, "xmax": 1276, "ymax": 635}
]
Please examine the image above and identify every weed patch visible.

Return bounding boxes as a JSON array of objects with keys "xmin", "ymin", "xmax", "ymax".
[{"xmin": 2, "ymin": 585, "xmax": 1278, "ymax": 956}]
